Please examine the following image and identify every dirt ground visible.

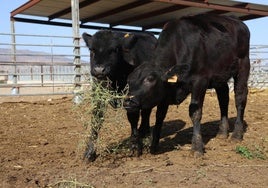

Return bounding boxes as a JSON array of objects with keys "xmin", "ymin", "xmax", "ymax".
[{"xmin": 0, "ymin": 89, "xmax": 267, "ymax": 188}]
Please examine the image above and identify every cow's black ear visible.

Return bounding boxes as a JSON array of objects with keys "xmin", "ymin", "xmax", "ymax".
[
  {"xmin": 122, "ymin": 33, "xmax": 137, "ymax": 50},
  {"xmin": 82, "ymin": 32, "xmax": 93, "ymax": 48},
  {"xmin": 122, "ymin": 33, "xmax": 138, "ymax": 66}
]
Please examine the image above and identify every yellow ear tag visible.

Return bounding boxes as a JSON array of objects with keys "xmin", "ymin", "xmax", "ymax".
[
  {"xmin": 168, "ymin": 75, "xmax": 178, "ymax": 83},
  {"xmin": 124, "ymin": 33, "xmax": 130, "ymax": 38}
]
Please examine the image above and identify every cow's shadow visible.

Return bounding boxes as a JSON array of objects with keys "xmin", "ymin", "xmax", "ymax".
[
  {"xmin": 155, "ymin": 117, "xmax": 247, "ymax": 154},
  {"xmin": 105, "ymin": 117, "xmax": 247, "ymax": 158}
]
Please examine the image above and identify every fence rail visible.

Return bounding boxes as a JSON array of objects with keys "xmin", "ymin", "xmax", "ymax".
[
  {"xmin": 0, "ymin": 33, "xmax": 268, "ymax": 96},
  {"xmin": 0, "ymin": 32, "xmax": 90, "ymax": 96}
]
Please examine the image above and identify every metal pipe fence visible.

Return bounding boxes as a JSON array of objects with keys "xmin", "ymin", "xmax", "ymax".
[
  {"xmin": 0, "ymin": 33, "xmax": 267, "ymax": 96},
  {"xmin": 0, "ymin": 32, "xmax": 90, "ymax": 96},
  {"xmin": 246, "ymin": 45, "xmax": 268, "ymax": 89}
]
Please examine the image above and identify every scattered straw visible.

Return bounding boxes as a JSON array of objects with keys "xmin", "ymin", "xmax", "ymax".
[{"xmin": 75, "ymin": 77, "xmax": 130, "ymax": 157}]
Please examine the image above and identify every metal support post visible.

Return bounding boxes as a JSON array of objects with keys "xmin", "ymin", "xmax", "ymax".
[
  {"xmin": 10, "ymin": 19, "xmax": 19, "ymax": 95},
  {"xmin": 71, "ymin": 0, "xmax": 82, "ymax": 104}
]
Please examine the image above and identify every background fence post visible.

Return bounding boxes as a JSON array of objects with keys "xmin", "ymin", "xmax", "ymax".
[
  {"xmin": 72, "ymin": 0, "xmax": 82, "ymax": 104},
  {"xmin": 41, "ymin": 65, "xmax": 44, "ymax": 87},
  {"xmin": 10, "ymin": 19, "xmax": 19, "ymax": 95}
]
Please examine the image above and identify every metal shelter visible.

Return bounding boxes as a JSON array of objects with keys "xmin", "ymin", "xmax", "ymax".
[
  {"xmin": 9, "ymin": 0, "xmax": 268, "ymax": 98},
  {"xmin": 10, "ymin": 0, "xmax": 268, "ymax": 32}
]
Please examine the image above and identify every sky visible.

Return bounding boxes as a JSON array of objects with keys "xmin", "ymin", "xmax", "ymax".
[{"xmin": 0, "ymin": 0, "xmax": 268, "ymax": 58}]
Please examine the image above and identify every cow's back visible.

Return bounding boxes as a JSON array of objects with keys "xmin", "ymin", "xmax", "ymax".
[
  {"xmin": 188, "ymin": 14, "xmax": 250, "ymax": 58},
  {"xmin": 156, "ymin": 14, "xmax": 250, "ymax": 83}
]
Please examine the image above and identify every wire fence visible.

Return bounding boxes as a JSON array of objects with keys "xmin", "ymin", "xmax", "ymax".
[{"xmin": 0, "ymin": 33, "xmax": 268, "ymax": 96}]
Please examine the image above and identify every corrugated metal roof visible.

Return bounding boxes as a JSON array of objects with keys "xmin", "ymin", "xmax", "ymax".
[{"xmin": 10, "ymin": 0, "xmax": 268, "ymax": 32}]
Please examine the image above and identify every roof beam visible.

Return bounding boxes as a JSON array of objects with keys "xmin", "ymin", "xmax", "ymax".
[
  {"xmin": 12, "ymin": 17, "xmax": 161, "ymax": 35},
  {"xmin": 11, "ymin": 0, "xmax": 41, "ymax": 18},
  {"xmin": 152, "ymin": 0, "xmax": 268, "ymax": 16},
  {"xmin": 239, "ymin": 14, "xmax": 264, "ymax": 21},
  {"xmin": 206, "ymin": 3, "xmax": 249, "ymax": 15},
  {"xmin": 207, "ymin": 9, "xmax": 229, "ymax": 15},
  {"xmin": 81, "ymin": 0, "xmax": 151, "ymax": 24},
  {"xmin": 81, "ymin": 1, "xmax": 255, "ymax": 28},
  {"xmin": 12, "ymin": 17, "xmax": 74, "ymax": 27},
  {"xmin": 142, "ymin": 1, "xmax": 264, "ymax": 30},
  {"xmin": 110, "ymin": 4, "xmax": 187, "ymax": 27},
  {"xmin": 48, "ymin": 0, "xmax": 100, "ymax": 21},
  {"xmin": 198, "ymin": 2, "xmax": 265, "ymax": 21}
]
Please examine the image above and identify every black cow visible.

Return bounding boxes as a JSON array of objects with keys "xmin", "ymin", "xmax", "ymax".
[
  {"xmin": 82, "ymin": 30, "xmax": 157, "ymax": 161},
  {"xmin": 82, "ymin": 30, "xmax": 157, "ymax": 92},
  {"xmin": 124, "ymin": 14, "xmax": 250, "ymax": 157}
]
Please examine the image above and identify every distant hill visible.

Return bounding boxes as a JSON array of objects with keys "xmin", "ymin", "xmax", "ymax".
[
  {"xmin": 0, "ymin": 48, "xmax": 87, "ymax": 64},
  {"xmin": 0, "ymin": 48, "xmax": 89, "ymax": 81}
]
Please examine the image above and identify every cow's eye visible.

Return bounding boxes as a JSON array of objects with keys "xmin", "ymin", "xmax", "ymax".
[{"xmin": 144, "ymin": 75, "xmax": 155, "ymax": 84}]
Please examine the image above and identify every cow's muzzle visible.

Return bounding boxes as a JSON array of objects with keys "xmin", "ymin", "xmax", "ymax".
[
  {"xmin": 91, "ymin": 65, "xmax": 109, "ymax": 79},
  {"xmin": 123, "ymin": 95, "xmax": 140, "ymax": 111}
]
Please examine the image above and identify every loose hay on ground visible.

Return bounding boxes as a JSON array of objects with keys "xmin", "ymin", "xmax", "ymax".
[{"xmin": 75, "ymin": 79, "xmax": 132, "ymax": 158}]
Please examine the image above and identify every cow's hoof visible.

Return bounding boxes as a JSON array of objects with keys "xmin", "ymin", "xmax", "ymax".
[
  {"xmin": 150, "ymin": 145, "xmax": 158, "ymax": 154},
  {"xmin": 84, "ymin": 142, "xmax": 97, "ymax": 162},
  {"xmin": 230, "ymin": 136, "xmax": 242, "ymax": 143},
  {"xmin": 191, "ymin": 150, "xmax": 204, "ymax": 158},
  {"xmin": 130, "ymin": 143, "xmax": 143, "ymax": 157},
  {"xmin": 231, "ymin": 131, "xmax": 243, "ymax": 141},
  {"xmin": 84, "ymin": 151, "xmax": 97, "ymax": 162},
  {"xmin": 216, "ymin": 133, "xmax": 228, "ymax": 139},
  {"xmin": 130, "ymin": 148, "xmax": 142, "ymax": 157},
  {"xmin": 191, "ymin": 135, "xmax": 204, "ymax": 155}
]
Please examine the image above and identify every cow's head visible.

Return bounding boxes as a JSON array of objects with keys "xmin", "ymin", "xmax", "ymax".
[
  {"xmin": 123, "ymin": 63, "xmax": 166, "ymax": 112},
  {"xmin": 83, "ymin": 31, "xmax": 122, "ymax": 79},
  {"xmin": 82, "ymin": 31, "xmax": 150, "ymax": 80}
]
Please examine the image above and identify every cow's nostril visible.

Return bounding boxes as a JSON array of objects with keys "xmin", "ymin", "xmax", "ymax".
[{"xmin": 94, "ymin": 66, "xmax": 105, "ymax": 74}]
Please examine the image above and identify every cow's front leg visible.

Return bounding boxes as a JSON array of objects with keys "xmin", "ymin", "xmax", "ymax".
[
  {"xmin": 139, "ymin": 108, "xmax": 152, "ymax": 138},
  {"xmin": 150, "ymin": 102, "xmax": 169, "ymax": 154},
  {"xmin": 84, "ymin": 128, "xmax": 98, "ymax": 162},
  {"xmin": 84, "ymin": 101, "xmax": 105, "ymax": 162},
  {"xmin": 190, "ymin": 102, "xmax": 204, "ymax": 157},
  {"xmin": 84, "ymin": 123, "xmax": 101, "ymax": 162},
  {"xmin": 127, "ymin": 111, "xmax": 142, "ymax": 156},
  {"xmin": 190, "ymin": 80, "xmax": 207, "ymax": 157}
]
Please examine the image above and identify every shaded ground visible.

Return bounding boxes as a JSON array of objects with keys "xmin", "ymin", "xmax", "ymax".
[{"xmin": 0, "ymin": 89, "xmax": 268, "ymax": 188}]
